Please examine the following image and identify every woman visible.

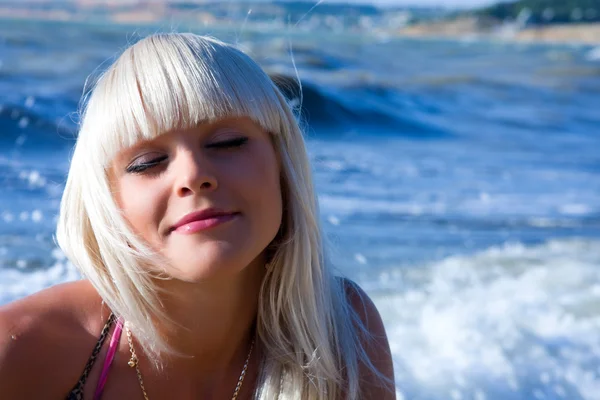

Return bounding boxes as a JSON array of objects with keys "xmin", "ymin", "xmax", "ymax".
[{"xmin": 0, "ymin": 33, "xmax": 395, "ymax": 399}]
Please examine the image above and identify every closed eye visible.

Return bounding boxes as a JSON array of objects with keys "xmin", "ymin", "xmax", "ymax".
[
  {"xmin": 206, "ymin": 137, "xmax": 248, "ymax": 149},
  {"xmin": 125, "ymin": 155, "xmax": 168, "ymax": 174},
  {"xmin": 124, "ymin": 137, "xmax": 248, "ymax": 174}
]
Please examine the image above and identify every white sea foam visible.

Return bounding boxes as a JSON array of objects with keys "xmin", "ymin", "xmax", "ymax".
[
  {"xmin": 372, "ymin": 238, "xmax": 600, "ymax": 400},
  {"xmin": 319, "ymin": 194, "xmax": 444, "ymax": 216},
  {"xmin": 0, "ymin": 260, "xmax": 80, "ymax": 305}
]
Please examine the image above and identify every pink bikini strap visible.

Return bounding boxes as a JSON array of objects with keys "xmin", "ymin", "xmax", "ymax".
[{"xmin": 93, "ymin": 316, "xmax": 124, "ymax": 400}]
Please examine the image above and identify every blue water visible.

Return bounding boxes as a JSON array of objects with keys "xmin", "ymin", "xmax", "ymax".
[{"xmin": 1, "ymin": 19, "xmax": 600, "ymax": 400}]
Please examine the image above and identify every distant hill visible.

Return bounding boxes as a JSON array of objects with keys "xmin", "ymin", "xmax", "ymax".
[
  {"xmin": 169, "ymin": 0, "xmax": 382, "ymax": 19},
  {"xmin": 169, "ymin": 1, "xmax": 445, "ymax": 19},
  {"xmin": 0, "ymin": 0, "xmax": 449, "ymax": 26},
  {"xmin": 477, "ymin": 0, "xmax": 600, "ymax": 25}
]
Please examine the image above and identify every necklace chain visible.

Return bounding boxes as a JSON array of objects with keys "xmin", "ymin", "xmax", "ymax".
[{"xmin": 125, "ymin": 326, "xmax": 255, "ymax": 400}]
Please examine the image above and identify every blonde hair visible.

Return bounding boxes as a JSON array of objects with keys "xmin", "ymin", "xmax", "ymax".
[{"xmin": 56, "ymin": 33, "xmax": 380, "ymax": 399}]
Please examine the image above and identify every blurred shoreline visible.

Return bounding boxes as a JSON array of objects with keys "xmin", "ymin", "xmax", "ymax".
[
  {"xmin": 398, "ymin": 17, "xmax": 600, "ymax": 45},
  {"xmin": 2, "ymin": 5, "xmax": 600, "ymax": 46}
]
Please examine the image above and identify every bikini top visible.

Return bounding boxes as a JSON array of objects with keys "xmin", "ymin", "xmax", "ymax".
[{"xmin": 65, "ymin": 313, "xmax": 123, "ymax": 400}]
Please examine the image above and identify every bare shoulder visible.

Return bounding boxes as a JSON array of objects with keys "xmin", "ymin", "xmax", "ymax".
[
  {"xmin": 340, "ymin": 277, "xmax": 396, "ymax": 399},
  {"xmin": 0, "ymin": 280, "xmax": 107, "ymax": 399}
]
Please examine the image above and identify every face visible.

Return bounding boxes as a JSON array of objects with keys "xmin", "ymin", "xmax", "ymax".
[{"xmin": 109, "ymin": 117, "xmax": 283, "ymax": 282}]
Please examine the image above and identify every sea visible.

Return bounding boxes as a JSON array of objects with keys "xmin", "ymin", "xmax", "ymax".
[{"xmin": 1, "ymin": 18, "xmax": 600, "ymax": 400}]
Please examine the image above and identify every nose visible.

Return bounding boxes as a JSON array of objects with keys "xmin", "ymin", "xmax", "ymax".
[{"xmin": 173, "ymin": 147, "xmax": 218, "ymax": 197}]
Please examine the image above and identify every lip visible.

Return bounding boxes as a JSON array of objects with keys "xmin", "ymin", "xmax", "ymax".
[{"xmin": 169, "ymin": 208, "xmax": 239, "ymax": 234}]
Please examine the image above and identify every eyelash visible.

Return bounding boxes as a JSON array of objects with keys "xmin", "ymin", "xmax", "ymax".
[
  {"xmin": 125, "ymin": 137, "xmax": 249, "ymax": 174},
  {"xmin": 125, "ymin": 156, "xmax": 167, "ymax": 174},
  {"xmin": 206, "ymin": 137, "xmax": 248, "ymax": 150}
]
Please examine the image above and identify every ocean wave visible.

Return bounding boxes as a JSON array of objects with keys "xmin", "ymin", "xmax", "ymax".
[
  {"xmin": 370, "ymin": 238, "xmax": 600, "ymax": 400},
  {"xmin": 0, "ymin": 103, "xmax": 75, "ymax": 151},
  {"xmin": 0, "ymin": 72, "xmax": 450, "ymax": 143},
  {"xmin": 269, "ymin": 73, "xmax": 449, "ymax": 137},
  {"xmin": 0, "ymin": 258, "xmax": 79, "ymax": 305},
  {"xmin": 318, "ymin": 193, "xmax": 600, "ymax": 226}
]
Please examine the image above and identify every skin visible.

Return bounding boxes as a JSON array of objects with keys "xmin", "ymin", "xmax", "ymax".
[{"xmin": 0, "ymin": 116, "xmax": 395, "ymax": 399}]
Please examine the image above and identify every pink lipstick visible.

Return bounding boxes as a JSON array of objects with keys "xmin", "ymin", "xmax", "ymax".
[{"xmin": 170, "ymin": 208, "xmax": 239, "ymax": 234}]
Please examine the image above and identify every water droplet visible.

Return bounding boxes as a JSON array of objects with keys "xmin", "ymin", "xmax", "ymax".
[
  {"xmin": 16, "ymin": 134, "xmax": 27, "ymax": 146},
  {"xmin": 28, "ymin": 170, "xmax": 40, "ymax": 184},
  {"xmin": 51, "ymin": 248, "xmax": 66, "ymax": 260},
  {"xmin": 554, "ymin": 385, "xmax": 566, "ymax": 397},
  {"xmin": 474, "ymin": 390, "xmax": 486, "ymax": 400},
  {"xmin": 354, "ymin": 253, "xmax": 367, "ymax": 265},
  {"xmin": 31, "ymin": 209, "xmax": 43, "ymax": 222},
  {"xmin": 18, "ymin": 117, "xmax": 29, "ymax": 129},
  {"xmin": 450, "ymin": 389, "xmax": 462, "ymax": 400},
  {"xmin": 2, "ymin": 212, "xmax": 14, "ymax": 223},
  {"xmin": 28, "ymin": 170, "xmax": 46, "ymax": 187},
  {"xmin": 25, "ymin": 96, "xmax": 35, "ymax": 108}
]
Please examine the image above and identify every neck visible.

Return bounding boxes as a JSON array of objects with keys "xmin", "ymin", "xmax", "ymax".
[{"xmin": 154, "ymin": 256, "xmax": 265, "ymax": 373}]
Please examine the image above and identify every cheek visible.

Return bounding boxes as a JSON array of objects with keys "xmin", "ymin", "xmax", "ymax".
[
  {"xmin": 257, "ymin": 159, "xmax": 283, "ymax": 233},
  {"xmin": 231, "ymin": 148, "xmax": 282, "ymax": 225},
  {"xmin": 114, "ymin": 180, "xmax": 165, "ymax": 243}
]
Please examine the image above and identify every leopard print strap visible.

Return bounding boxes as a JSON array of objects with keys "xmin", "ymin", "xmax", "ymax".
[{"xmin": 65, "ymin": 313, "xmax": 116, "ymax": 400}]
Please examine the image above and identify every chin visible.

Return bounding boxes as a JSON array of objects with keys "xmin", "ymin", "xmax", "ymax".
[
  {"xmin": 164, "ymin": 248, "xmax": 251, "ymax": 283},
  {"xmin": 160, "ymin": 228, "xmax": 272, "ymax": 283}
]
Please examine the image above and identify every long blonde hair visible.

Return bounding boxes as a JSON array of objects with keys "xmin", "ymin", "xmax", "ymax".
[{"xmin": 56, "ymin": 33, "xmax": 379, "ymax": 399}]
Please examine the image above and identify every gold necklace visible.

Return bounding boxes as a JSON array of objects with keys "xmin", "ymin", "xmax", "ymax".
[{"xmin": 125, "ymin": 326, "xmax": 255, "ymax": 400}]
